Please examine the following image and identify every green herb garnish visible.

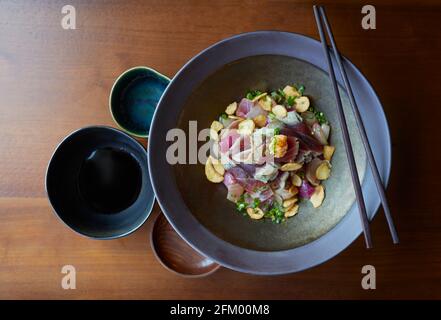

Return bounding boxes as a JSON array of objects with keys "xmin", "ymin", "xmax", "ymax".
[
  {"xmin": 270, "ymin": 88, "xmax": 287, "ymax": 104},
  {"xmin": 298, "ymin": 85, "xmax": 305, "ymax": 95},
  {"xmin": 236, "ymin": 194, "xmax": 248, "ymax": 213},
  {"xmin": 274, "ymin": 127, "xmax": 281, "ymax": 135},
  {"xmin": 246, "ymin": 89, "xmax": 262, "ymax": 100},
  {"xmin": 252, "ymin": 198, "xmax": 261, "ymax": 209},
  {"xmin": 220, "ymin": 112, "xmax": 228, "ymax": 120},
  {"xmin": 308, "ymin": 106, "xmax": 328, "ymax": 125},
  {"xmin": 270, "ymin": 135, "xmax": 277, "ymax": 154},
  {"xmin": 316, "ymin": 111, "xmax": 327, "ymax": 125},
  {"xmin": 270, "ymin": 91, "xmax": 280, "ymax": 102},
  {"xmin": 268, "ymin": 112, "xmax": 276, "ymax": 120},
  {"xmin": 265, "ymin": 202, "xmax": 285, "ymax": 224},
  {"xmin": 287, "ymin": 95, "xmax": 296, "ymax": 106},
  {"xmin": 277, "ymin": 88, "xmax": 286, "ymax": 99}
]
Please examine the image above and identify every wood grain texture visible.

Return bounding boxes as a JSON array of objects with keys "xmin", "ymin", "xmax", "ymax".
[
  {"xmin": 151, "ymin": 214, "xmax": 220, "ymax": 277},
  {"xmin": 1, "ymin": 0, "xmax": 441, "ymax": 299}
]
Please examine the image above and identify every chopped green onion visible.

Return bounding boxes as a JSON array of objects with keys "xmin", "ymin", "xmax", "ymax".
[
  {"xmin": 270, "ymin": 91, "xmax": 283, "ymax": 103},
  {"xmin": 268, "ymin": 112, "xmax": 276, "ymax": 120},
  {"xmin": 316, "ymin": 111, "xmax": 327, "ymax": 125},
  {"xmin": 277, "ymin": 88, "xmax": 286, "ymax": 99},
  {"xmin": 308, "ymin": 106, "xmax": 328, "ymax": 125},
  {"xmin": 245, "ymin": 89, "xmax": 262, "ymax": 100},
  {"xmin": 265, "ymin": 202, "xmax": 285, "ymax": 224},
  {"xmin": 287, "ymin": 95, "xmax": 295, "ymax": 106},
  {"xmin": 236, "ymin": 195, "xmax": 248, "ymax": 213}
]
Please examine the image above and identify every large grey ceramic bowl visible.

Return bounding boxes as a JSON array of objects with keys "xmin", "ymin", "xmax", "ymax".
[{"xmin": 148, "ymin": 31, "xmax": 391, "ymax": 275}]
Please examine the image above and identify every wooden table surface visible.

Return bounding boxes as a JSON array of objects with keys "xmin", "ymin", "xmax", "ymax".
[{"xmin": 1, "ymin": 0, "xmax": 440, "ymax": 299}]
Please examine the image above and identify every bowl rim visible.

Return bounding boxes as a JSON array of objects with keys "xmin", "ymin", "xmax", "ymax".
[
  {"xmin": 45, "ymin": 125, "xmax": 155, "ymax": 240},
  {"xmin": 148, "ymin": 30, "xmax": 392, "ymax": 274},
  {"xmin": 109, "ymin": 66, "xmax": 171, "ymax": 138}
]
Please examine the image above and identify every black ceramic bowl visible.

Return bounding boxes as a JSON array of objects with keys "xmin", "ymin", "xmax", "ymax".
[
  {"xmin": 148, "ymin": 31, "xmax": 392, "ymax": 274},
  {"xmin": 46, "ymin": 126, "xmax": 154, "ymax": 239}
]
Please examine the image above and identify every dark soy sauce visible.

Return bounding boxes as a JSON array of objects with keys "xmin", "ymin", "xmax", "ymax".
[{"xmin": 78, "ymin": 147, "xmax": 142, "ymax": 214}]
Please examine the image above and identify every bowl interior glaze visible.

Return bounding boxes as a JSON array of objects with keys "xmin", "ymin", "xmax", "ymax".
[{"xmin": 174, "ymin": 55, "xmax": 366, "ymax": 251}]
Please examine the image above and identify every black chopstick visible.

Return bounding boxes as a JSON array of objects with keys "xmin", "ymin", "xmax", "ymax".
[
  {"xmin": 317, "ymin": 6, "xmax": 399, "ymax": 244},
  {"xmin": 313, "ymin": 5, "xmax": 373, "ymax": 248}
]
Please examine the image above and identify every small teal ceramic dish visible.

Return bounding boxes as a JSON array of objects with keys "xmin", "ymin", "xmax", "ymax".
[{"xmin": 110, "ymin": 66, "xmax": 170, "ymax": 138}]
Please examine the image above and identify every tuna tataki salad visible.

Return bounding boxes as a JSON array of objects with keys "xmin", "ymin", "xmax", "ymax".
[{"xmin": 205, "ymin": 85, "xmax": 335, "ymax": 223}]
